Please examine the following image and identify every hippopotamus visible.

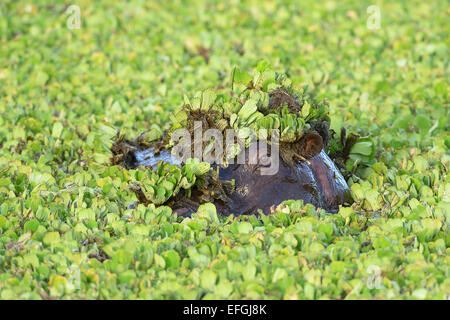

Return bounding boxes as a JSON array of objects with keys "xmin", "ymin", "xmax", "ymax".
[{"xmin": 126, "ymin": 132, "xmax": 351, "ymax": 216}]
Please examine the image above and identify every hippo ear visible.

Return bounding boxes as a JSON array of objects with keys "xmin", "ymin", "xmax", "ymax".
[{"xmin": 299, "ymin": 133, "xmax": 324, "ymax": 159}]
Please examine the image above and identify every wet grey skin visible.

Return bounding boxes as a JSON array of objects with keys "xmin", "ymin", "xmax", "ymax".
[{"xmin": 131, "ymin": 147, "xmax": 351, "ymax": 215}]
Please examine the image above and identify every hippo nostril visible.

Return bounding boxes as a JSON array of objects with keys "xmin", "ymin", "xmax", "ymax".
[{"xmin": 282, "ymin": 175, "xmax": 298, "ymax": 183}]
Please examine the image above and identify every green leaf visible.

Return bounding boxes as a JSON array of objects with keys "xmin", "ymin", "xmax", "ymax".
[
  {"xmin": 0, "ymin": 216, "xmax": 7, "ymax": 230},
  {"xmin": 163, "ymin": 250, "xmax": 181, "ymax": 269},
  {"xmin": 237, "ymin": 99, "xmax": 258, "ymax": 122},
  {"xmin": 200, "ymin": 270, "xmax": 217, "ymax": 290},
  {"xmin": 24, "ymin": 219, "xmax": 40, "ymax": 233},
  {"xmin": 237, "ymin": 222, "xmax": 253, "ymax": 234},
  {"xmin": 233, "ymin": 67, "xmax": 252, "ymax": 85},
  {"xmin": 201, "ymin": 89, "xmax": 217, "ymax": 110},
  {"xmin": 43, "ymin": 232, "xmax": 60, "ymax": 246},
  {"xmin": 350, "ymin": 138, "xmax": 374, "ymax": 156},
  {"xmin": 301, "ymin": 101, "xmax": 311, "ymax": 118},
  {"xmin": 272, "ymin": 268, "xmax": 287, "ymax": 283},
  {"xmin": 52, "ymin": 122, "xmax": 64, "ymax": 138}
]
